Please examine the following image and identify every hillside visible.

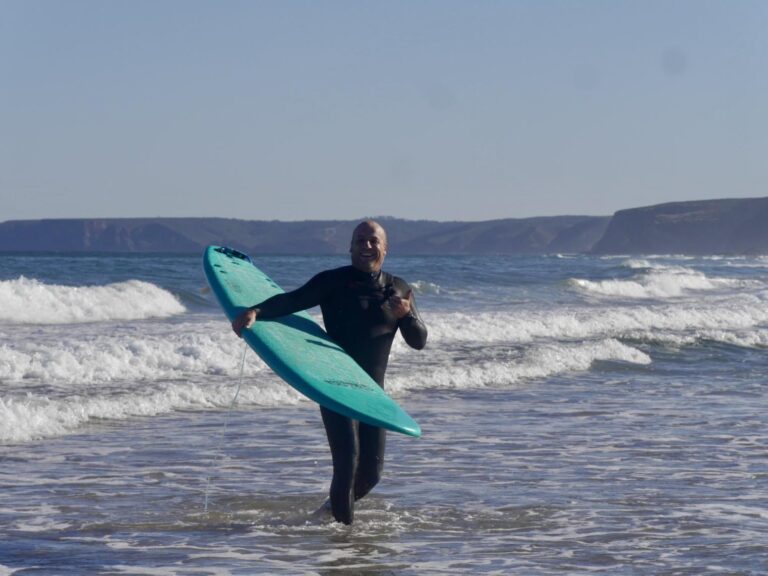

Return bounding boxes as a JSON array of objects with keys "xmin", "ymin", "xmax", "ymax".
[
  {"xmin": 2, "ymin": 196, "xmax": 768, "ymax": 255},
  {"xmin": 0, "ymin": 216, "xmax": 610, "ymax": 255}
]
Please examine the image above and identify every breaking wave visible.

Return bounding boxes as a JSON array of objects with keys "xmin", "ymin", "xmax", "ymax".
[
  {"xmin": 0, "ymin": 277, "xmax": 185, "ymax": 324},
  {"xmin": 569, "ymin": 265, "xmax": 757, "ymax": 300}
]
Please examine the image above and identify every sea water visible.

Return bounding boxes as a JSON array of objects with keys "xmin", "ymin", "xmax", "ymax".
[{"xmin": 0, "ymin": 252, "xmax": 766, "ymax": 575}]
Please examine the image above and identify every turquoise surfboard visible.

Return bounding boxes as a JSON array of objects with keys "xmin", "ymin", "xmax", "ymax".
[{"xmin": 203, "ymin": 246, "xmax": 421, "ymax": 438}]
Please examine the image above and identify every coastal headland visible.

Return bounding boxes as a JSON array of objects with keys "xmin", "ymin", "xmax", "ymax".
[{"xmin": 1, "ymin": 196, "xmax": 767, "ymax": 255}]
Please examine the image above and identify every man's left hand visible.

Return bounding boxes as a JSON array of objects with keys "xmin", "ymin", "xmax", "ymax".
[{"xmin": 388, "ymin": 290, "xmax": 414, "ymax": 319}]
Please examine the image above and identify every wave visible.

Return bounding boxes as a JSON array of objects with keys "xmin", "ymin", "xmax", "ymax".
[
  {"xmin": 3, "ymin": 290, "xmax": 766, "ymax": 443},
  {"xmin": 0, "ymin": 323, "xmax": 264, "ymax": 384},
  {"xmin": 421, "ymin": 296, "xmax": 768, "ymax": 349},
  {"xmin": 0, "ymin": 378, "xmax": 302, "ymax": 444},
  {"xmin": 621, "ymin": 328, "xmax": 768, "ymax": 349},
  {"xmin": 724, "ymin": 256, "xmax": 768, "ymax": 269},
  {"xmin": 4, "ymin": 288, "xmax": 768, "ymax": 390},
  {"xmin": 569, "ymin": 266, "xmax": 757, "ymax": 300},
  {"xmin": 622, "ymin": 258, "xmax": 653, "ymax": 269},
  {"xmin": 410, "ymin": 280, "xmax": 441, "ymax": 296},
  {"xmin": 1, "ymin": 329, "xmax": 651, "ymax": 443},
  {"xmin": 620, "ymin": 258, "xmax": 689, "ymax": 270},
  {"xmin": 0, "ymin": 317, "xmax": 309, "ymax": 443},
  {"xmin": 0, "ymin": 277, "xmax": 185, "ymax": 324},
  {"xmin": 388, "ymin": 339, "xmax": 650, "ymax": 393}
]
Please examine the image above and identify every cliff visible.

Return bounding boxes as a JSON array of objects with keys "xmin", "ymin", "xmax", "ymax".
[
  {"xmin": 591, "ymin": 197, "xmax": 768, "ymax": 254},
  {"xmin": 0, "ymin": 216, "xmax": 610, "ymax": 255},
  {"xmin": 3, "ymin": 196, "xmax": 767, "ymax": 255}
]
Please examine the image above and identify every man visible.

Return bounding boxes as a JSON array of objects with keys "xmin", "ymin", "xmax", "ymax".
[{"xmin": 231, "ymin": 220, "xmax": 428, "ymax": 524}]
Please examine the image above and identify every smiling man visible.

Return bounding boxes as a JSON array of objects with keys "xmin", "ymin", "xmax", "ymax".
[{"xmin": 231, "ymin": 220, "xmax": 428, "ymax": 524}]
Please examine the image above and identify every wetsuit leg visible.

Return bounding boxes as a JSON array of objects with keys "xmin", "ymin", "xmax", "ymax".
[
  {"xmin": 354, "ymin": 423, "xmax": 385, "ymax": 501},
  {"xmin": 320, "ymin": 406, "xmax": 359, "ymax": 525}
]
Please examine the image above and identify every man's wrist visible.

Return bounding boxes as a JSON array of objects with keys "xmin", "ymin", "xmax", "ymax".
[{"xmin": 399, "ymin": 310, "xmax": 416, "ymax": 321}]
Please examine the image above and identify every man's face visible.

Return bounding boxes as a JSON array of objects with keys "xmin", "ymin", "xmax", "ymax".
[{"xmin": 350, "ymin": 223, "xmax": 387, "ymax": 273}]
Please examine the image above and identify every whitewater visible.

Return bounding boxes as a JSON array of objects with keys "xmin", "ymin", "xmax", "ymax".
[{"xmin": 1, "ymin": 252, "xmax": 767, "ymax": 574}]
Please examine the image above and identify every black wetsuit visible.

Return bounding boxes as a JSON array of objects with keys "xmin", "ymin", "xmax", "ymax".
[{"xmin": 253, "ymin": 265, "xmax": 427, "ymax": 524}]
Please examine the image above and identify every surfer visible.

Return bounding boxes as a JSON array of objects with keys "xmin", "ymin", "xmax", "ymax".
[{"xmin": 232, "ymin": 220, "xmax": 428, "ymax": 524}]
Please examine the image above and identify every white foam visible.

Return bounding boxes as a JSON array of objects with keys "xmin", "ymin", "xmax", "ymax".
[
  {"xmin": 0, "ymin": 318, "xmax": 309, "ymax": 442},
  {"xmin": 622, "ymin": 258, "xmax": 702, "ymax": 270},
  {"xmin": 0, "ymin": 326, "xmax": 263, "ymax": 384},
  {"xmin": 622, "ymin": 258, "xmax": 653, "ymax": 269},
  {"xmin": 0, "ymin": 377, "xmax": 302, "ymax": 444},
  {"xmin": 3, "ymin": 289, "xmax": 766, "ymax": 393},
  {"xmin": 2, "ymin": 279, "xmax": 765, "ymax": 443},
  {"xmin": 422, "ymin": 295, "xmax": 768, "ymax": 349},
  {"xmin": 13, "ymin": 518, "xmax": 72, "ymax": 532},
  {"xmin": 636, "ymin": 328, "xmax": 768, "ymax": 349},
  {"xmin": 725, "ymin": 256, "xmax": 768, "ymax": 268},
  {"xmin": 388, "ymin": 339, "xmax": 650, "ymax": 393},
  {"xmin": 570, "ymin": 266, "xmax": 755, "ymax": 300},
  {"xmin": 410, "ymin": 280, "xmax": 441, "ymax": 295},
  {"xmin": 0, "ymin": 277, "xmax": 185, "ymax": 324}
]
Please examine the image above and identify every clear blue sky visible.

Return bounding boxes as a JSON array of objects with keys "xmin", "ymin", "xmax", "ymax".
[{"xmin": 1, "ymin": 0, "xmax": 766, "ymax": 222}]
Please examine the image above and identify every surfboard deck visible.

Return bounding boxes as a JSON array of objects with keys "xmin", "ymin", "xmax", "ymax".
[{"xmin": 203, "ymin": 246, "xmax": 421, "ymax": 438}]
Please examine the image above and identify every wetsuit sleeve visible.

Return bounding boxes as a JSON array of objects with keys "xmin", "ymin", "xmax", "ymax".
[
  {"xmin": 251, "ymin": 271, "xmax": 330, "ymax": 319},
  {"xmin": 395, "ymin": 278, "xmax": 428, "ymax": 350}
]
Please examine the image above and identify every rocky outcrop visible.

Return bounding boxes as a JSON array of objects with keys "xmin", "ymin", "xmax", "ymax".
[{"xmin": 591, "ymin": 197, "xmax": 768, "ymax": 254}]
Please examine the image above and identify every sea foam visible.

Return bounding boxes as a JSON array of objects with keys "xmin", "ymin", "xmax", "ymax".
[
  {"xmin": 419, "ymin": 295, "xmax": 768, "ymax": 349},
  {"xmin": 0, "ymin": 378, "xmax": 302, "ymax": 444},
  {"xmin": 4, "ymin": 289, "xmax": 767, "ymax": 392},
  {"xmin": 388, "ymin": 338, "xmax": 651, "ymax": 393},
  {"xmin": 569, "ymin": 266, "xmax": 757, "ymax": 300},
  {"xmin": 0, "ymin": 323, "xmax": 264, "ymax": 384},
  {"xmin": 0, "ymin": 277, "xmax": 185, "ymax": 324}
]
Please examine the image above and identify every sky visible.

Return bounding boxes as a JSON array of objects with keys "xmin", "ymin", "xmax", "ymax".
[{"xmin": 1, "ymin": 1, "xmax": 767, "ymax": 222}]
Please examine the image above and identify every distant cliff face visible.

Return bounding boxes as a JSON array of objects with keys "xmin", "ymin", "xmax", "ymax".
[
  {"xmin": 0, "ymin": 219, "xmax": 202, "ymax": 253},
  {"xmin": 591, "ymin": 197, "xmax": 768, "ymax": 254},
  {"xmin": 0, "ymin": 216, "xmax": 610, "ymax": 255},
  {"xmin": 2, "ymin": 197, "xmax": 766, "ymax": 255},
  {"xmin": 395, "ymin": 217, "xmax": 610, "ymax": 254}
]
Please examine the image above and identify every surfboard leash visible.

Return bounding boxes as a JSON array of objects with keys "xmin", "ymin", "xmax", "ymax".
[{"xmin": 203, "ymin": 340, "xmax": 249, "ymax": 513}]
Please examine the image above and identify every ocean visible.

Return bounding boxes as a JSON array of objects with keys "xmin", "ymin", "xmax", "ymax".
[{"xmin": 1, "ymin": 252, "xmax": 767, "ymax": 575}]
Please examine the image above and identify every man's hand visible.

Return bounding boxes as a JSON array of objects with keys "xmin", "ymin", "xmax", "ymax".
[
  {"xmin": 232, "ymin": 308, "xmax": 258, "ymax": 337},
  {"xmin": 387, "ymin": 290, "xmax": 414, "ymax": 320}
]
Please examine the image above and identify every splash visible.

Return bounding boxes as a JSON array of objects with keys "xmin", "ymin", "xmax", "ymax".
[
  {"xmin": 569, "ymin": 266, "xmax": 756, "ymax": 300},
  {"xmin": 0, "ymin": 277, "xmax": 185, "ymax": 324}
]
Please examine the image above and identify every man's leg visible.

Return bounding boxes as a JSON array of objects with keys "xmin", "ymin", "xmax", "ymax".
[
  {"xmin": 355, "ymin": 423, "xmax": 386, "ymax": 501},
  {"xmin": 320, "ymin": 406, "xmax": 358, "ymax": 524}
]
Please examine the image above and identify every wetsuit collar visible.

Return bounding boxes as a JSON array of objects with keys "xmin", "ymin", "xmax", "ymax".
[{"xmin": 350, "ymin": 266, "xmax": 383, "ymax": 283}]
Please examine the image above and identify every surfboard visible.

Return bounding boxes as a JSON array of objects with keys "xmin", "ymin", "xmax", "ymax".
[{"xmin": 203, "ymin": 246, "xmax": 422, "ymax": 438}]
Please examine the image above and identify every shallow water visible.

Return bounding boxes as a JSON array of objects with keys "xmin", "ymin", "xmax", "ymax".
[
  {"xmin": 2, "ymin": 253, "xmax": 768, "ymax": 574},
  {"xmin": 3, "ymin": 380, "xmax": 767, "ymax": 574}
]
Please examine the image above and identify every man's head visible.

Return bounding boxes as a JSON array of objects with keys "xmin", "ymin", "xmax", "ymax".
[{"xmin": 350, "ymin": 220, "xmax": 388, "ymax": 273}]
